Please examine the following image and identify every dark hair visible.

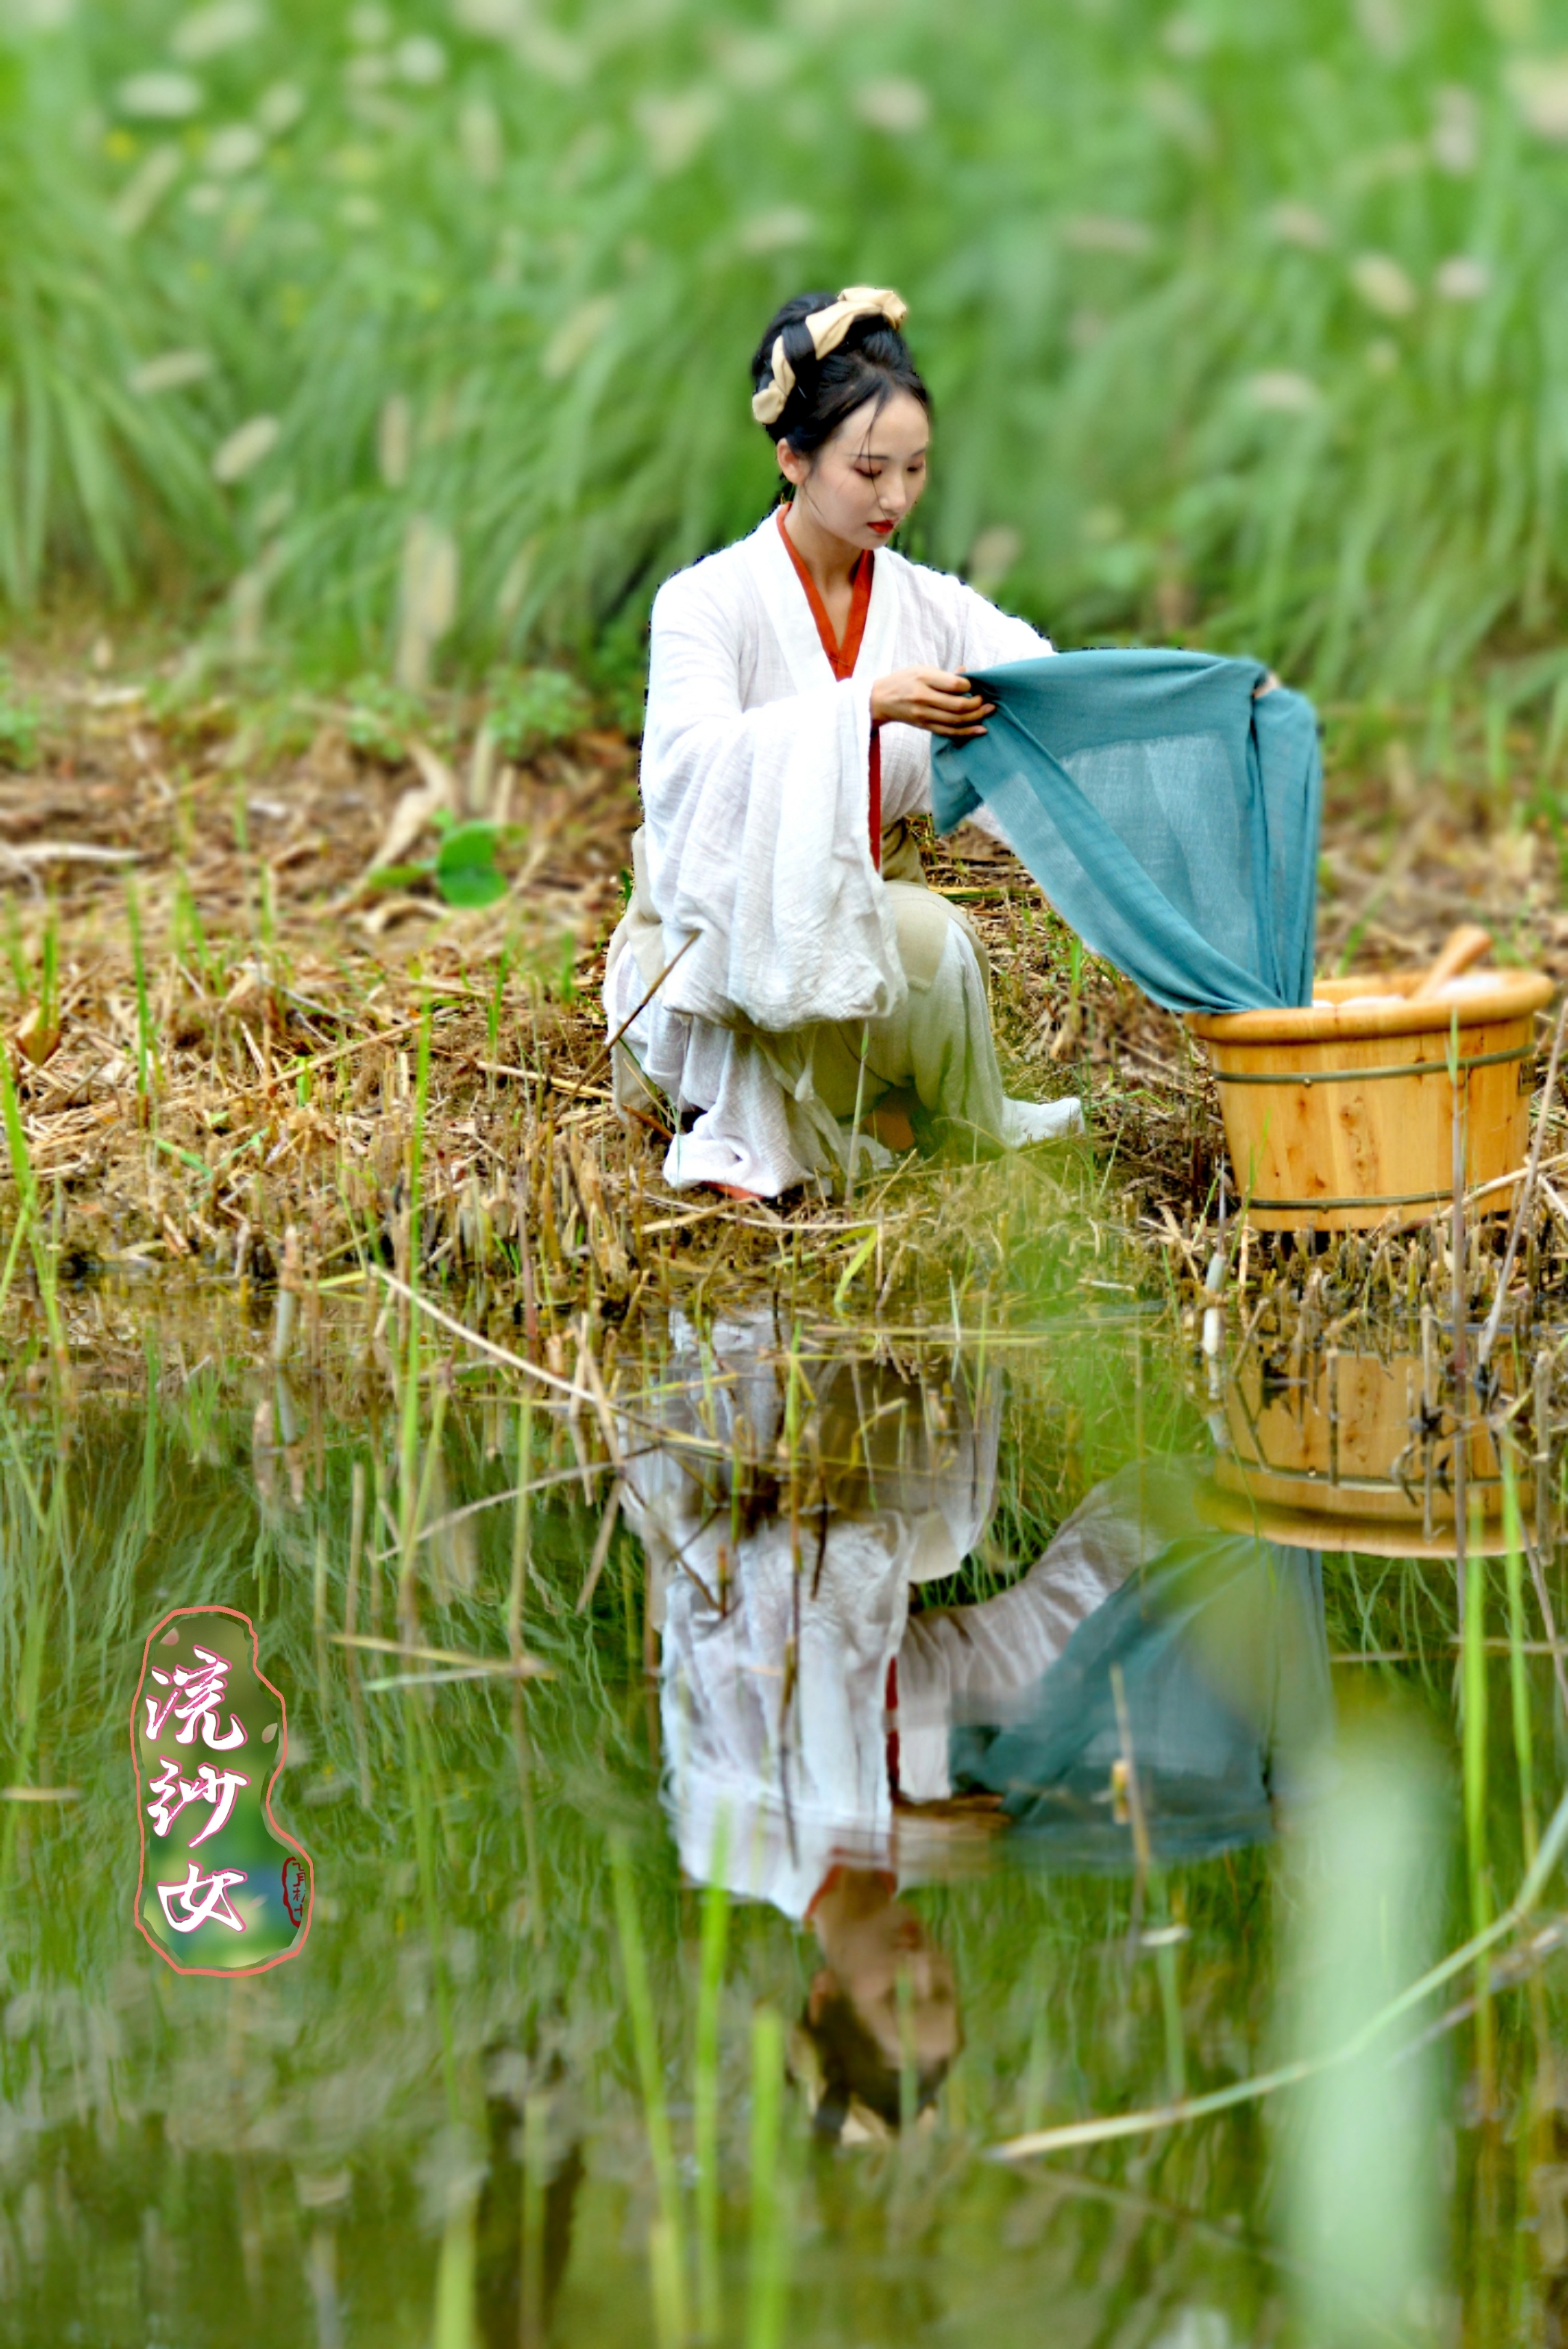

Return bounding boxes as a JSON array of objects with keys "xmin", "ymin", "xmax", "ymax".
[
  {"xmin": 751, "ymin": 290, "xmax": 931, "ymax": 456},
  {"xmin": 797, "ymin": 1985, "xmax": 952, "ymax": 2141}
]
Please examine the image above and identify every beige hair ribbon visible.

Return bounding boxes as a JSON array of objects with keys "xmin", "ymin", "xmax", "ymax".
[{"xmin": 751, "ymin": 285, "xmax": 910, "ymax": 427}]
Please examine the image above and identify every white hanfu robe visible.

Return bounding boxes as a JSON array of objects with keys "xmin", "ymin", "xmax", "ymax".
[
  {"xmin": 605, "ymin": 511, "xmax": 1082, "ymax": 1196},
  {"xmin": 617, "ymin": 1314, "xmax": 1148, "ymax": 1921}
]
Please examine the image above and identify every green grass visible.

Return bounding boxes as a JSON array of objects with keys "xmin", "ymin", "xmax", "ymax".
[
  {"xmin": 0, "ymin": 1334, "xmax": 1257, "ymax": 2343},
  {"xmin": 0, "ymin": 1312, "xmax": 1564, "ymax": 2342},
  {"xmin": 0, "ymin": 23, "xmax": 217, "ymax": 604},
  {"xmin": 8, "ymin": 0, "xmax": 1568, "ymax": 700}
]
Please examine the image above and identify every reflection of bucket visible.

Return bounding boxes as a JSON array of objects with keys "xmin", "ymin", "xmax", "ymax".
[
  {"xmin": 1212, "ymin": 1344, "xmax": 1525, "ymax": 1553},
  {"xmin": 1188, "ymin": 971, "xmax": 1553, "ymax": 1230},
  {"xmin": 1199, "ymin": 1481, "xmax": 1518, "ymax": 1558}
]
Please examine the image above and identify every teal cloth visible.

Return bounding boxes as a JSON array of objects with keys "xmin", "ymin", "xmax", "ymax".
[
  {"xmin": 950, "ymin": 1532, "xmax": 1333, "ymax": 1870},
  {"xmin": 931, "ymin": 649, "xmax": 1322, "ymax": 1014}
]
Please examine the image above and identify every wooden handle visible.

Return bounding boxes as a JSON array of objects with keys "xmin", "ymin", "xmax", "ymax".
[{"xmin": 1410, "ymin": 923, "xmax": 1493, "ymax": 1002}]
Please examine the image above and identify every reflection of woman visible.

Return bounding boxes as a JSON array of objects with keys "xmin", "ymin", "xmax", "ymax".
[
  {"xmin": 791, "ymin": 1864, "xmax": 957, "ymax": 2144},
  {"xmin": 605, "ymin": 287, "xmax": 1079, "ymax": 1198},
  {"xmin": 619, "ymin": 1318, "xmax": 1148, "ymax": 2137}
]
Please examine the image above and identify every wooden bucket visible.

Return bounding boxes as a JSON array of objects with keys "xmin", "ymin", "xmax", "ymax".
[
  {"xmin": 1209, "ymin": 1344, "xmax": 1523, "ymax": 1552},
  {"xmin": 1188, "ymin": 970, "xmax": 1553, "ymax": 1230}
]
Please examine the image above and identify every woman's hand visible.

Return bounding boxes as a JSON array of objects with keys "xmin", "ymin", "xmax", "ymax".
[{"xmin": 870, "ymin": 667, "xmax": 995, "ymax": 738}]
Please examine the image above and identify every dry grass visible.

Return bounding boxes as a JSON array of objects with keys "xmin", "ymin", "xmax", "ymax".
[{"xmin": 3, "ymin": 652, "xmax": 1568, "ymax": 1370}]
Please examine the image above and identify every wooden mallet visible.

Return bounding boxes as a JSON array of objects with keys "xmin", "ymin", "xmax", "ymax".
[{"xmin": 1409, "ymin": 923, "xmax": 1493, "ymax": 1002}]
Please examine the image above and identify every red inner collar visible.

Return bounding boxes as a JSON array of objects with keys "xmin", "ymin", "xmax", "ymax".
[
  {"xmin": 775, "ymin": 507, "xmax": 882, "ymax": 867},
  {"xmin": 776, "ymin": 506, "xmax": 874, "ymax": 680},
  {"xmin": 805, "ymin": 1860, "xmax": 899, "ymax": 1921}
]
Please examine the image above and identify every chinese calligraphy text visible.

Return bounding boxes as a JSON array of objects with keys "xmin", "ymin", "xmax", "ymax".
[{"xmin": 131, "ymin": 1606, "xmax": 313, "ymax": 1977}]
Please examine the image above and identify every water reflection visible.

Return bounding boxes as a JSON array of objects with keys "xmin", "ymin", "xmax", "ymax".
[
  {"xmin": 618, "ymin": 1318, "xmax": 1335, "ymax": 2133},
  {"xmin": 475, "ymin": 2040, "xmax": 585, "ymax": 2349},
  {"xmin": 1214, "ymin": 1333, "xmax": 1530, "ymax": 1555},
  {"xmin": 620, "ymin": 1315, "xmax": 995, "ymax": 2138},
  {"xmin": 622, "ymin": 1314, "xmax": 1005, "ymax": 1913},
  {"xmin": 2, "ymin": 1310, "xmax": 1562, "ymax": 2343},
  {"xmin": 952, "ymin": 1503, "xmax": 1334, "ymax": 1866}
]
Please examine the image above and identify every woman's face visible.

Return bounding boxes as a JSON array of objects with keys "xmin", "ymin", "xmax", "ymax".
[
  {"xmin": 809, "ymin": 1867, "xmax": 959, "ymax": 2072},
  {"xmin": 779, "ymin": 391, "xmax": 930, "ymax": 552}
]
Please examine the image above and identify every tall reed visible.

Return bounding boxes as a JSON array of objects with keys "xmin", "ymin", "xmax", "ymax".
[
  {"xmin": 1280, "ymin": 1720, "xmax": 1443, "ymax": 2348},
  {"xmin": 611, "ymin": 1831, "xmax": 689, "ymax": 2348},
  {"xmin": 746, "ymin": 2009, "xmax": 790, "ymax": 2349},
  {"xmin": 11, "ymin": 1, "xmax": 1568, "ymax": 699},
  {"xmin": 694, "ymin": 1857, "xmax": 730, "ymax": 2343},
  {"xmin": 399, "ymin": 1009, "xmax": 436, "ymax": 1596},
  {"xmin": 1502, "ymin": 1450, "xmax": 1538, "ymax": 1868},
  {"xmin": 124, "ymin": 873, "xmax": 154, "ymax": 1111},
  {"xmin": 0, "ymin": 1051, "xmax": 65, "ymax": 1367},
  {"xmin": 1461, "ymin": 1509, "xmax": 1495, "ymax": 2101}
]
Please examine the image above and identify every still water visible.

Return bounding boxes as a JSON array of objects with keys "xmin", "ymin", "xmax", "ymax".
[{"xmin": 0, "ymin": 1300, "xmax": 1561, "ymax": 2346}]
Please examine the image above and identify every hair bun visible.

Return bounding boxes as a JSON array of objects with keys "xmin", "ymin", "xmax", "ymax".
[{"xmin": 751, "ymin": 286, "xmax": 910, "ymax": 425}]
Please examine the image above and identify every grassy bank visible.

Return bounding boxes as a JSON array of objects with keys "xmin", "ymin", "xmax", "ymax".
[{"xmin": 1, "ymin": 646, "xmax": 1567, "ymax": 1363}]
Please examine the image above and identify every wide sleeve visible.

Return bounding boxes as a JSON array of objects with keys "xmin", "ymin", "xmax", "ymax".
[
  {"xmin": 894, "ymin": 1463, "xmax": 1175, "ymax": 1801},
  {"xmin": 638, "ymin": 566, "xmax": 903, "ymax": 1034},
  {"xmin": 957, "ymin": 584, "xmax": 1053, "ymax": 671},
  {"xmin": 899, "ymin": 1496, "xmax": 1138, "ymax": 1727},
  {"xmin": 950, "ymin": 587, "xmax": 1054, "ymax": 846}
]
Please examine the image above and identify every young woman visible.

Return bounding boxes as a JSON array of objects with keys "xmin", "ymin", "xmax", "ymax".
[{"xmin": 605, "ymin": 285, "xmax": 1081, "ymax": 1198}]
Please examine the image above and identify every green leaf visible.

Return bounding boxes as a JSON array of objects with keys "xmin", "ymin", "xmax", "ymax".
[
  {"xmin": 486, "ymin": 667, "xmax": 593, "ymax": 759},
  {"xmin": 433, "ymin": 822, "xmax": 507, "ymax": 909}
]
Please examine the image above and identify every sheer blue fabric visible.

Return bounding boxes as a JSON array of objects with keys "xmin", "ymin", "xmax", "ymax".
[
  {"xmin": 931, "ymin": 649, "xmax": 1322, "ymax": 1014},
  {"xmin": 950, "ymin": 1531, "xmax": 1332, "ymax": 1868}
]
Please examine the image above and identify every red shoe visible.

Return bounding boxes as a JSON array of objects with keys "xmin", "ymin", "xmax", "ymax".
[{"xmin": 868, "ymin": 1103, "xmax": 916, "ymax": 1153}]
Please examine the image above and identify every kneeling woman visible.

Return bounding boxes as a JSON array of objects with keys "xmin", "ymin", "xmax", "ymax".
[{"xmin": 606, "ymin": 285, "xmax": 1079, "ymax": 1198}]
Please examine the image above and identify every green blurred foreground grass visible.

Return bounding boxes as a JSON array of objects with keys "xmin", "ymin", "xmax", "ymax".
[
  {"xmin": 0, "ymin": 1312, "xmax": 1564, "ymax": 2345},
  {"xmin": 11, "ymin": 0, "xmax": 1568, "ymax": 705}
]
